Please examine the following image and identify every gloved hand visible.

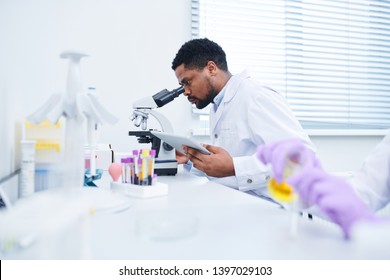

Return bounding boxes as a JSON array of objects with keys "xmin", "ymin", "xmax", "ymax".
[
  {"xmin": 257, "ymin": 138, "xmax": 319, "ymax": 183},
  {"xmin": 257, "ymin": 139, "xmax": 375, "ymax": 238},
  {"xmin": 289, "ymin": 166, "xmax": 374, "ymax": 238}
]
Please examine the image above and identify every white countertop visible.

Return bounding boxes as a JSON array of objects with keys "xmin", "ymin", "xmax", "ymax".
[{"xmin": 1, "ymin": 167, "xmax": 389, "ymax": 260}]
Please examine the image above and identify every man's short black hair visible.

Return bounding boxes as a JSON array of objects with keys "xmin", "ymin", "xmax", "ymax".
[{"xmin": 171, "ymin": 38, "xmax": 228, "ymax": 71}]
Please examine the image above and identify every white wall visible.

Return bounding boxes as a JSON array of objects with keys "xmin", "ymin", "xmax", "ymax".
[
  {"xmin": 0, "ymin": 0, "xmax": 385, "ymax": 178},
  {"xmin": 311, "ymin": 135, "xmax": 385, "ymax": 173},
  {"xmin": 0, "ymin": 0, "xmax": 194, "ymax": 175}
]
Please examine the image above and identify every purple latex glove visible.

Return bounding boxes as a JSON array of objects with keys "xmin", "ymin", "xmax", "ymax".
[
  {"xmin": 257, "ymin": 138, "xmax": 319, "ymax": 183},
  {"xmin": 257, "ymin": 138, "xmax": 375, "ymax": 238},
  {"xmin": 288, "ymin": 167, "xmax": 375, "ymax": 238}
]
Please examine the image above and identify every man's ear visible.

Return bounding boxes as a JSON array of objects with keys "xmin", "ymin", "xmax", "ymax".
[{"xmin": 206, "ymin": 61, "xmax": 217, "ymax": 74}]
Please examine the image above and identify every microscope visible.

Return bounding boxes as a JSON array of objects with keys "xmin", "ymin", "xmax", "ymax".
[{"xmin": 129, "ymin": 86, "xmax": 184, "ymax": 175}]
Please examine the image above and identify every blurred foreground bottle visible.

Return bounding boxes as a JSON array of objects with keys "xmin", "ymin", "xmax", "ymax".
[{"xmin": 24, "ymin": 120, "xmax": 64, "ymax": 191}]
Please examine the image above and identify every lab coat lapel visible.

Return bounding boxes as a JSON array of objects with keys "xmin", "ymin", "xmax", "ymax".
[
  {"xmin": 209, "ymin": 101, "xmax": 224, "ymax": 133},
  {"xmin": 209, "ymin": 70, "xmax": 250, "ymax": 134}
]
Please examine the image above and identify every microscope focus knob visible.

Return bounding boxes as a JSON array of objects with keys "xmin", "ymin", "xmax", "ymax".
[{"xmin": 162, "ymin": 142, "xmax": 174, "ymax": 151}]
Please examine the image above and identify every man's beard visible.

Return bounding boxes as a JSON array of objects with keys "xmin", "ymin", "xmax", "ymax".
[{"xmin": 196, "ymin": 87, "xmax": 218, "ymax": 109}]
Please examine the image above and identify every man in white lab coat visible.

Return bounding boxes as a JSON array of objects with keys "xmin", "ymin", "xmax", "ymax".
[{"xmin": 171, "ymin": 38, "xmax": 314, "ymax": 198}]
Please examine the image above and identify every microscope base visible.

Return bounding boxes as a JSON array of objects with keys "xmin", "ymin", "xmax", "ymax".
[{"xmin": 155, "ymin": 159, "xmax": 177, "ymax": 176}]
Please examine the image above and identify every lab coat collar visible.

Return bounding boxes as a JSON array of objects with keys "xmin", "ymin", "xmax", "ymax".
[
  {"xmin": 219, "ymin": 70, "xmax": 251, "ymax": 104},
  {"xmin": 209, "ymin": 70, "xmax": 251, "ymax": 133}
]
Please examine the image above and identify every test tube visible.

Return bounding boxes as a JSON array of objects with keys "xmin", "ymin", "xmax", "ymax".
[
  {"xmin": 132, "ymin": 149, "xmax": 139, "ymax": 159},
  {"xmin": 125, "ymin": 157, "xmax": 131, "ymax": 183},
  {"xmin": 149, "ymin": 149, "xmax": 156, "ymax": 185},
  {"xmin": 129, "ymin": 157, "xmax": 135, "ymax": 184},
  {"xmin": 141, "ymin": 149, "xmax": 150, "ymax": 186},
  {"xmin": 267, "ymin": 158, "xmax": 303, "ymax": 239},
  {"xmin": 135, "ymin": 157, "xmax": 142, "ymax": 185},
  {"xmin": 133, "ymin": 150, "xmax": 139, "ymax": 185},
  {"xmin": 120, "ymin": 158, "xmax": 126, "ymax": 184}
]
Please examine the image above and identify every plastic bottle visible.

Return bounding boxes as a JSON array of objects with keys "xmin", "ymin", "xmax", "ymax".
[
  {"xmin": 25, "ymin": 120, "xmax": 64, "ymax": 191},
  {"xmin": 19, "ymin": 140, "xmax": 36, "ymax": 198}
]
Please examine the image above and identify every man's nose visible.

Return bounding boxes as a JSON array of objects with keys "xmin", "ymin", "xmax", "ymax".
[{"xmin": 183, "ymin": 86, "xmax": 190, "ymax": 96}]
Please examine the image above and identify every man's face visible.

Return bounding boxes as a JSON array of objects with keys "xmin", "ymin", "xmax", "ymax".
[{"xmin": 175, "ymin": 64, "xmax": 217, "ymax": 109}]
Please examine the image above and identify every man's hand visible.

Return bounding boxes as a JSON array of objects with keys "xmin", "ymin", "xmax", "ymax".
[
  {"xmin": 175, "ymin": 149, "xmax": 189, "ymax": 164},
  {"xmin": 184, "ymin": 144, "xmax": 235, "ymax": 177}
]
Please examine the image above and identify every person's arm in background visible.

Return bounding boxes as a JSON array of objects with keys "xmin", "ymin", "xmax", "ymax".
[
  {"xmin": 257, "ymin": 139, "xmax": 378, "ymax": 239},
  {"xmin": 347, "ymin": 132, "xmax": 390, "ymax": 212}
]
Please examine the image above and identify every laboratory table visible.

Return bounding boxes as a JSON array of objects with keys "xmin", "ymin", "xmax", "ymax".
[{"xmin": 1, "ymin": 169, "xmax": 389, "ymax": 260}]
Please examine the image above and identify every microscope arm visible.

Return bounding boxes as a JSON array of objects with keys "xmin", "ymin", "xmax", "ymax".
[
  {"xmin": 133, "ymin": 96, "xmax": 158, "ymax": 109},
  {"xmin": 130, "ymin": 86, "xmax": 184, "ymax": 131},
  {"xmin": 148, "ymin": 110, "xmax": 174, "ymax": 133}
]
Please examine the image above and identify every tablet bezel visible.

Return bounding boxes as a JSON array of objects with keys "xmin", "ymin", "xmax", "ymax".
[{"xmin": 151, "ymin": 131, "xmax": 211, "ymax": 155}]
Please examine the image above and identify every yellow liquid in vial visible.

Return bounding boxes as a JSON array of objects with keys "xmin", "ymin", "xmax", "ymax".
[{"xmin": 267, "ymin": 178, "xmax": 297, "ymax": 202}]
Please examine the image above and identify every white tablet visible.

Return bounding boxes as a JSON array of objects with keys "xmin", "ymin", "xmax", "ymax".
[{"xmin": 151, "ymin": 131, "xmax": 211, "ymax": 155}]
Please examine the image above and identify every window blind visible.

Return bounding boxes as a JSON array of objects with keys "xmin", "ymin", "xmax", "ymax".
[{"xmin": 191, "ymin": 0, "xmax": 390, "ymax": 129}]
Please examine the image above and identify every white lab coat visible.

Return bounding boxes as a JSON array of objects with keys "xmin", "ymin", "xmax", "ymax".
[
  {"xmin": 348, "ymin": 131, "xmax": 390, "ymax": 212},
  {"xmin": 187, "ymin": 70, "xmax": 314, "ymax": 195}
]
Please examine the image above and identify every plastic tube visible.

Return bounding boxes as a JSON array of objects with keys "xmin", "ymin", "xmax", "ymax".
[{"xmin": 267, "ymin": 158, "xmax": 302, "ymax": 239}]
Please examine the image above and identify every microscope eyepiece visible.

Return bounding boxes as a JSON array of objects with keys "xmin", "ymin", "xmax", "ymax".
[
  {"xmin": 153, "ymin": 86, "xmax": 185, "ymax": 108},
  {"xmin": 170, "ymin": 86, "xmax": 185, "ymax": 98}
]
